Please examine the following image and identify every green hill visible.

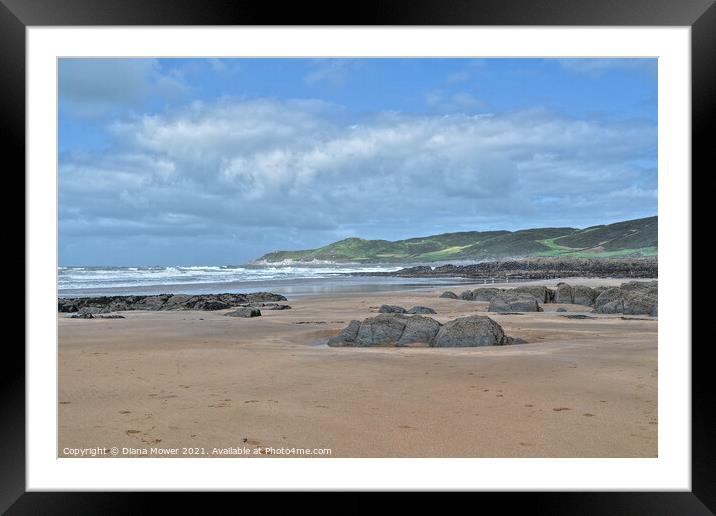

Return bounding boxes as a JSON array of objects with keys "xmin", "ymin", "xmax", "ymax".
[{"xmin": 254, "ymin": 216, "xmax": 657, "ymax": 264}]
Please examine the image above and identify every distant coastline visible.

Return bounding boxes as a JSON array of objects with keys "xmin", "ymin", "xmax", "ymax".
[{"xmin": 254, "ymin": 216, "xmax": 657, "ymax": 264}]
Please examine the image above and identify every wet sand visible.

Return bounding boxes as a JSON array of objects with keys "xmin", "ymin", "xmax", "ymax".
[{"xmin": 58, "ymin": 278, "xmax": 657, "ymax": 458}]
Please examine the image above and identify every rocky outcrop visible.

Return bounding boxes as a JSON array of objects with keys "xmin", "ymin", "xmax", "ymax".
[
  {"xmin": 593, "ymin": 281, "xmax": 657, "ymax": 316},
  {"xmin": 439, "ymin": 291, "xmax": 459, "ymax": 299},
  {"xmin": 328, "ymin": 314, "xmax": 520, "ymax": 348},
  {"xmin": 488, "ymin": 293, "xmax": 543, "ymax": 313},
  {"xmin": 440, "ymin": 280, "xmax": 658, "ymax": 316},
  {"xmin": 406, "ymin": 306, "xmax": 437, "ymax": 314},
  {"xmin": 328, "ymin": 314, "xmax": 441, "ymax": 347},
  {"xmin": 378, "ymin": 304, "xmax": 407, "ymax": 314},
  {"xmin": 58, "ymin": 292, "xmax": 288, "ymax": 314}
]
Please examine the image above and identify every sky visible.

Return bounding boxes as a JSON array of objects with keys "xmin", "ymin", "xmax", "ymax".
[{"xmin": 58, "ymin": 58, "xmax": 657, "ymax": 266}]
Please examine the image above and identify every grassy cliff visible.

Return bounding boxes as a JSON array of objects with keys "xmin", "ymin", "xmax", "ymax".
[{"xmin": 255, "ymin": 216, "xmax": 657, "ymax": 264}]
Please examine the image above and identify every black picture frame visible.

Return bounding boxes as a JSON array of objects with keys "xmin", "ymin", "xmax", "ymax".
[{"xmin": 4, "ymin": 0, "xmax": 710, "ymax": 513}]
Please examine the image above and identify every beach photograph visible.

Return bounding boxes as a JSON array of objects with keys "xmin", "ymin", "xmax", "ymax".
[{"xmin": 58, "ymin": 57, "xmax": 658, "ymax": 459}]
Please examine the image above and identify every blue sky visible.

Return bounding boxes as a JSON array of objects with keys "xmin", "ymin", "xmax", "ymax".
[{"xmin": 58, "ymin": 58, "xmax": 657, "ymax": 266}]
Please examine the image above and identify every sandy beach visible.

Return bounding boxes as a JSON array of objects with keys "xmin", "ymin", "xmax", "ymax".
[{"xmin": 58, "ymin": 278, "xmax": 657, "ymax": 458}]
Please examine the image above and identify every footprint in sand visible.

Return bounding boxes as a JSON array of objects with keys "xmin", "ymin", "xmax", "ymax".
[
  {"xmin": 243, "ymin": 400, "xmax": 260, "ymax": 404},
  {"xmin": 126, "ymin": 429, "xmax": 141, "ymax": 435},
  {"xmin": 59, "ymin": 401, "xmax": 71, "ymax": 405},
  {"xmin": 118, "ymin": 410, "xmax": 131, "ymax": 414},
  {"xmin": 552, "ymin": 407, "xmax": 571, "ymax": 412},
  {"xmin": 524, "ymin": 404, "xmax": 534, "ymax": 408},
  {"xmin": 398, "ymin": 425, "xmax": 413, "ymax": 429},
  {"xmin": 583, "ymin": 413, "xmax": 595, "ymax": 417}
]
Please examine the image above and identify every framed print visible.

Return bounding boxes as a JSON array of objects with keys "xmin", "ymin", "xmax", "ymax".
[{"xmin": 6, "ymin": 0, "xmax": 712, "ymax": 512}]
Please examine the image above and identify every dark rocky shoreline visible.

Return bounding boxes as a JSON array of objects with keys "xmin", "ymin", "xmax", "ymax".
[
  {"xmin": 58, "ymin": 292, "xmax": 288, "ymax": 315},
  {"xmin": 350, "ymin": 257, "xmax": 657, "ymax": 280}
]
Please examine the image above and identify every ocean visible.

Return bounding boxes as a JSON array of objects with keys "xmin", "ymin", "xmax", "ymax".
[{"xmin": 58, "ymin": 265, "xmax": 474, "ymax": 298}]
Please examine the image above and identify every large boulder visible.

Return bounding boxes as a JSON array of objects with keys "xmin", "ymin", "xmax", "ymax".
[
  {"xmin": 328, "ymin": 314, "xmax": 441, "ymax": 347},
  {"xmin": 593, "ymin": 288, "xmax": 624, "ymax": 314},
  {"xmin": 554, "ymin": 282, "xmax": 574, "ymax": 304},
  {"xmin": 378, "ymin": 304, "xmax": 407, "ymax": 314},
  {"xmin": 511, "ymin": 285, "xmax": 553, "ymax": 303},
  {"xmin": 471, "ymin": 288, "xmax": 503, "ymax": 302},
  {"xmin": 439, "ymin": 291, "xmax": 459, "ymax": 299},
  {"xmin": 459, "ymin": 287, "xmax": 505, "ymax": 301},
  {"xmin": 594, "ymin": 281, "xmax": 659, "ymax": 317},
  {"xmin": 488, "ymin": 293, "xmax": 543, "ymax": 313},
  {"xmin": 572, "ymin": 285, "xmax": 597, "ymax": 306},
  {"xmin": 623, "ymin": 290, "xmax": 658, "ymax": 316},
  {"xmin": 459, "ymin": 290, "xmax": 475, "ymax": 301},
  {"xmin": 433, "ymin": 315, "xmax": 512, "ymax": 347},
  {"xmin": 406, "ymin": 306, "xmax": 436, "ymax": 314}
]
